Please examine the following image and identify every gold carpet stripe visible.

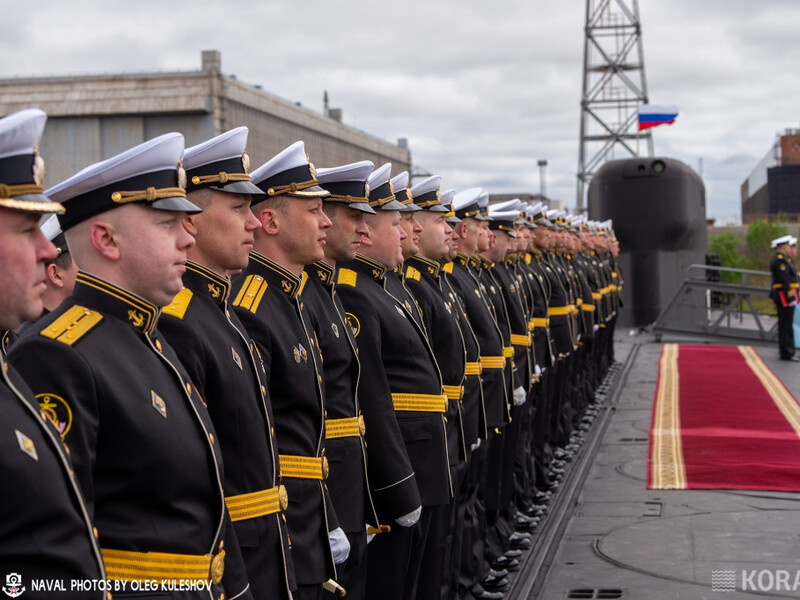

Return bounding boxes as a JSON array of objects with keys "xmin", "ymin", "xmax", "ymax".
[
  {"xmin": 651, "ymin": 343, "xmax": 687, "ymax": 489},
  {"xmin": 739, "ymin": 346, "xmax": 800, "ymax": 438}
]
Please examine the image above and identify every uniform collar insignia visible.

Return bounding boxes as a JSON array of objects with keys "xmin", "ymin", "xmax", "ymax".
[
  {"xmin": 73, "ymin": 271, "xmax": 158, "ymax": 333},
  {"xmin": 184, "ymin": 260, "xmax": 230, "ymax": 305},
  {"xmin": 456, "ymin": 252, "xmax": 470, "ymax": 267},
  {"xmin": 408, "ymin": 254, "xmax": 441, "ymax": 277},
  {"xmin": 248, "ymin": 251, "xmax": 303, "ymax": 298},
  {"xmin": 308, "ymin": 260, "xmax": 334, "ymax": 287},
  {"xmin": 353, "ymin": 254, "xmax": 388, "ymax": 280}
]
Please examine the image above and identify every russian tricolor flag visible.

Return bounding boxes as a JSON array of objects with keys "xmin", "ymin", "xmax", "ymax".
[{"xmin": 638, "ymin": 104, "xmax": 679, "ymax": 131}]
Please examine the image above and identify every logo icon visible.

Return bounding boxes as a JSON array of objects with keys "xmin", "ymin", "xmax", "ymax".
[
  {"xmin": 711, "ymin": 570, "xmax": 736, "ymax": 593},
  {"xmin": 3, "ymin": 573, "xmax": 25, "ymax": 598}
]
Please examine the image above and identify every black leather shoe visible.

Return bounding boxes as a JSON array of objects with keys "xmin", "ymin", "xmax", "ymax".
[
  {"xmin": 482, "ymin": 574, "xmax": 509, "ymax": 590},
  {"xmin": 489, "ymin": 555, "xmax": 520, "ymax": 572},
  {"xmin": 504, "ymin": 549, "xmax": 523, "ymax": 559},
  {"xmin": 509, "ymin": 536, "xmax": 531, "ymax": 549},
  {"xmin": 780, "ymin": 355, "xmax": 800, "ymax": 362},
  {"xmin": 488, "ymin": 567, "xmax": 509, "ymax": 578}
]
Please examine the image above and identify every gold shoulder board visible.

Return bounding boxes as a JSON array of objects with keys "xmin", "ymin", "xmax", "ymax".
[
  {"xmin": 232, "ymin": 275, "xmax": 269, "ymax": 314},
  {"xmin": 162, "ymin": 287, "xmax": 194, "ymax": 320},
  {"xmin": 337, "ymin": 269, "xmax": 358, "ymax": 287},
  {"xmin": 405, "ymin": 266, "xmax": 421, "ymax": 282},
  {"xmin": 40, "ymin": 305, "xmax": 103, "ymax": 346}
]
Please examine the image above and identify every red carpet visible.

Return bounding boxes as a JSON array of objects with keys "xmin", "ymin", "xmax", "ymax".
[{"xmin": 648, "ymin": 344, "xmax": 800, "ymax": 491}]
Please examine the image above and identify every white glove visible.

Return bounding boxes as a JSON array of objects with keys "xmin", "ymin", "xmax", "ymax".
[
  {"xmin": 534, "ymin": 364, "xmax": 542, "ymax": 376},
  {"xmin": 576, "ymin": 333, "xmax": 582, "ymax": 342},
  {"xmin": 396, "ymin": 506, "xmax": 422, "ymax": 527},
  {"xmin": 513, "ymin": 386, "xmax": 527, "ymax": 406},
  {"xmin": 328, "ymin": 527, "xmax": 350, "ymax": 564},
  {"xmin": 790, "ymin": 301, "xmax": 798, "ymax": 307},
  {"xmin": 593, "ymin": 324, "xmax": 600, "ymax": 332},
  {"xmin": 470, "ymin": 438, "xmax": 482, "ymax": 451},
  {"xmin": 366, "ymin": 524, "xmax": 375, "ymax": 544}
]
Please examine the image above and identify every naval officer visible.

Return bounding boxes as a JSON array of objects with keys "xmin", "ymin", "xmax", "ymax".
[
  {"xmin": 9, "ymin": 132, "xmax": 246, "ymax": 599},
  {"xmin": 304, "ymin": 160, "xmax": 381, "ymax": 600},
  {"xmin": 770, "ymin": 234, "xmax": 799, "ymax": 361},
  {"xmin": 336, "ymin": 168, "xmax": 451, "ymax": 600},
  {"xmin": 158, "ymin": 127, "xmax": 295, "ymax": 599},
  {"xmin": 0, "ymin": 108, "xmax": 106, "ymax": 598},
  {"xmin": 230, "ymin": 141, "xmax": 341, "ymax": 600}
]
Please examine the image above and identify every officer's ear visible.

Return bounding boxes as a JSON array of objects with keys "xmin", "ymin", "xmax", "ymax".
[
  {"xmin": 88, "ymin": 219, "xmax": 121, "ymax": 262},
  {"xmin": 182, "ymin": 214, "xmax": 199, "ymax": 236}
]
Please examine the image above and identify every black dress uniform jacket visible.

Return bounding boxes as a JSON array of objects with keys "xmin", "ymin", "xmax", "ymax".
[
  {"xmin": 230, "ymin": 251, "xmax": 336, "ymax": 587},
  {"xmin": 9, "ymin": 272, "xmax": 239, "ymax": 599},
  {"xmin": 0, "ymin": 355, "xmax": 105, "ymax": 599},
  {"xmin": 158, "ymin": 261, "xmax": 295, "ymax": 600},
  {"xmin": 440, "ymin": 261, "xmax": 485, "ymax": 450},
  {"xmin": 336, "ymin": 254, "xmax": 451, "ymax": 515},
  {"xmin": 404, "ymin": 255, "xmax": 468, "ymax": 465},
  {"xmin": 301, "ymin": 260, "xmax": 379, "ymax": 532},
  {"xmin": 449, "ymin": 254, "xmax": 505, "ymax": 433}
]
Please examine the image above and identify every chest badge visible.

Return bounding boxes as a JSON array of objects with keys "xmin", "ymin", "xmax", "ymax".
[
  {"xmin": 151, "ymin": 390, "xmax": 167, "ymax": 419},
  {"xmin": 293, "ymin": 346, "xmax": 301, "ymax": 363},
  {"xmin": 15, "ymin": 430, "xmax": 38, "ymax": 461},
  {"xmin": 331, "ymin": 322, "xmax": 340, "ymax": 338},
  {"xmin": 232, "ymin": 347, "xmax": 243, "ymax": 370},
  {"xmin": 36, "ymin": 393, "xmax": 73, "ymax": 439}
]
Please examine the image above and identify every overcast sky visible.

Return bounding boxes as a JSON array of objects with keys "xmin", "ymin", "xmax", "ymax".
[{"xmin": 4, "ymin": 0, "xmax": 799, "ymax": 220}]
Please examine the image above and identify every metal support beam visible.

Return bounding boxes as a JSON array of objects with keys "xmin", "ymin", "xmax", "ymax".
[{"xmin": 577, "ymin": 0, "xmax": 653, "ymax": 213}]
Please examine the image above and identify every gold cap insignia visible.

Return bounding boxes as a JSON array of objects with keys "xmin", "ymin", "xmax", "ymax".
[{"xmin": 32, "ymin": 146, "xmax": 46, "ymax": 187}]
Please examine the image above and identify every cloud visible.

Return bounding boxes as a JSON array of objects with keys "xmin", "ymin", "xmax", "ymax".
[{"xmin": 2, "ymin": 0, "xmax": 796, "ymax": 218}]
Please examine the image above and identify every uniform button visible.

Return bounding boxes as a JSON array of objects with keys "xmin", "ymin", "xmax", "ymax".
[
  {"xmin": 93, "ymin": 527, "xmax": 99, "ymax": 539},
  {"xmin": 219, "ymin": 595, "xmax": 225, "ymax": 600},
  {"xmin": 261, "ymin": 385, "xmax": 267, "ymax": 396},
  {"xmin": 271, "ymin": 427, "xmax": 275, "ymax": 438},
  {"xmin": 107, "ymin": 593, "xmax": 113, "ymax": 600},
  {"xmin": 186, "ymin": 383, "xmax": 192, "ymax": 395},
  {"xmin": 324, "ymin": 410, "xmax": 328, "ymax": 419},
  {"xmin": 209, "ymin": 433, "xmax": 215, "ymax": 445},
  {"xmin": 40, "ymin": 409, "xmax": 48, "ymax": 422},
  {"xmin": 155, "ymin": 339, "xmax": 162, "ymax": 352}
]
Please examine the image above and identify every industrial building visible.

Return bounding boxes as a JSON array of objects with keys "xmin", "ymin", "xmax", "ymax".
[
  {"xmin": 0, "ymin": 50, "xmax": 411, "ymax": 188},
  {"xmin": 741, "ymin": 129, "xmax": 800, "ymax": 223}
]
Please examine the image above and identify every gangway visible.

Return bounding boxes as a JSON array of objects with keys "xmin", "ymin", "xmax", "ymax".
[{"xmin": 652, "ymin": 264, "xmax": 778, "ymax": 343}]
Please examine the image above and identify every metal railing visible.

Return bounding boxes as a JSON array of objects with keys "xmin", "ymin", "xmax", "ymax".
[{"xmin": 652, "ymin": 264, "xmax": 778, "ymax": 343}]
